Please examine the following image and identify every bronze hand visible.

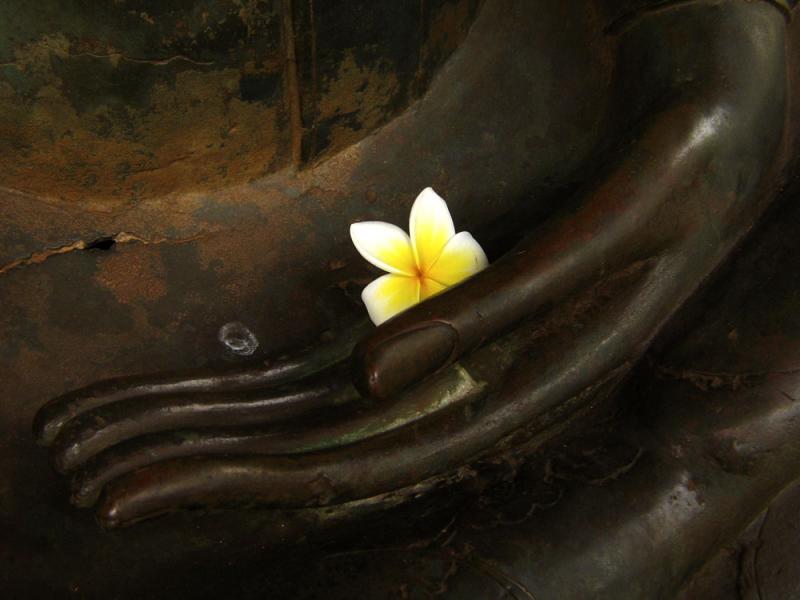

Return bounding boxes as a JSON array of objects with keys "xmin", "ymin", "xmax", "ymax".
[{"xmin": 32, "ymin": 0, "xmax": 789, "ymax": 528}]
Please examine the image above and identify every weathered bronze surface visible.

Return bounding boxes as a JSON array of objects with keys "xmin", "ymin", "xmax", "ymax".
[{"xmin": 3, "ymin": 0, "xmax": 800, "ymax": 597}]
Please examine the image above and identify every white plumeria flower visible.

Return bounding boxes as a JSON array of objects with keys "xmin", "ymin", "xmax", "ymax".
[{"xmin": 350, "ymin": 187, "xmax": 489, "ymax": 325}]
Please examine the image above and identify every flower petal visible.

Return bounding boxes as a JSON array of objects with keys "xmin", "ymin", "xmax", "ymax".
[
  {"xmin": 426, "ymin": 231, "xmax": 489, "ymax": 286},
  {"xmin": 420, "ymin": 277, "xmax": 447, "ymax": 301},
  {"xmin": 361, "ymin": 273, "xmax": 420, "ymax": 325},
  {"xmin": 409, "ymin": 187, "xmax": 455, "ymax": 272},
  {"xmin": 350, "ymin": 221, "xmax": 417, "ymax": 276}
]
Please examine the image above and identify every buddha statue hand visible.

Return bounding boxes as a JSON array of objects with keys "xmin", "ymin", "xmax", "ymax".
[{"xmin": 33, "ymin": 0, "xmax": 788, "ymax": 528}]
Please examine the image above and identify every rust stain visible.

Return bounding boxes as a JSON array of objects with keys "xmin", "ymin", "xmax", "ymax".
[
  {"xmin": 0, "ymin": 0, "xmax": 480, "ymax": 212},
  {"xmin": 282, "ymin": 0, "xmax": 304, "ymax": 168},
  {"xmin": 316, "ymin": 52, "xmax": 400, "ymax": 158},
  {"xmin": 94, "ymin": 248, "xmax": 167, "ymax": 305},
  {"xmin": 0, "ymin": 36, "xmax": 288, "ymax": 210}
]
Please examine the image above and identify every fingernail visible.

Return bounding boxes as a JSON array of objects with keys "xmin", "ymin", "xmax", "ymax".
[
  {"xmin": 51, "ymin": 441, "xmax": 80, "ymax": 474},
  {"xmin": 97, "ymin": 498, "xmax": 123, "ymax": 529},
  {"xmin": 32, "ymin": 406, "xmax": 61, "ymax": 447},
  {"xmin": 353, "ymin": 322, "xmax": 458, "ymax": 398}
]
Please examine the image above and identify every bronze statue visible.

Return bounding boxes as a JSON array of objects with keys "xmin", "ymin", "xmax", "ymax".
[{"xmin": 2, "ymin": 0, "xmax": 799, "ymax": 597}]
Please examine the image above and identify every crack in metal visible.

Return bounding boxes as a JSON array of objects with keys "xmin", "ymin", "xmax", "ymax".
[
  {"xmin": 0, "ymin": 53, "xmax": 215, "ymax": 69},
  {"xmin": 0, "ymin": 231, "xmax": 208, "ymax": 276}
]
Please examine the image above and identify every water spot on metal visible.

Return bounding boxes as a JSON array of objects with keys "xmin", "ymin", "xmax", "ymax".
[{"xmin": 218, "ymin": 321, "xmax": 259, "ymax": 356}]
